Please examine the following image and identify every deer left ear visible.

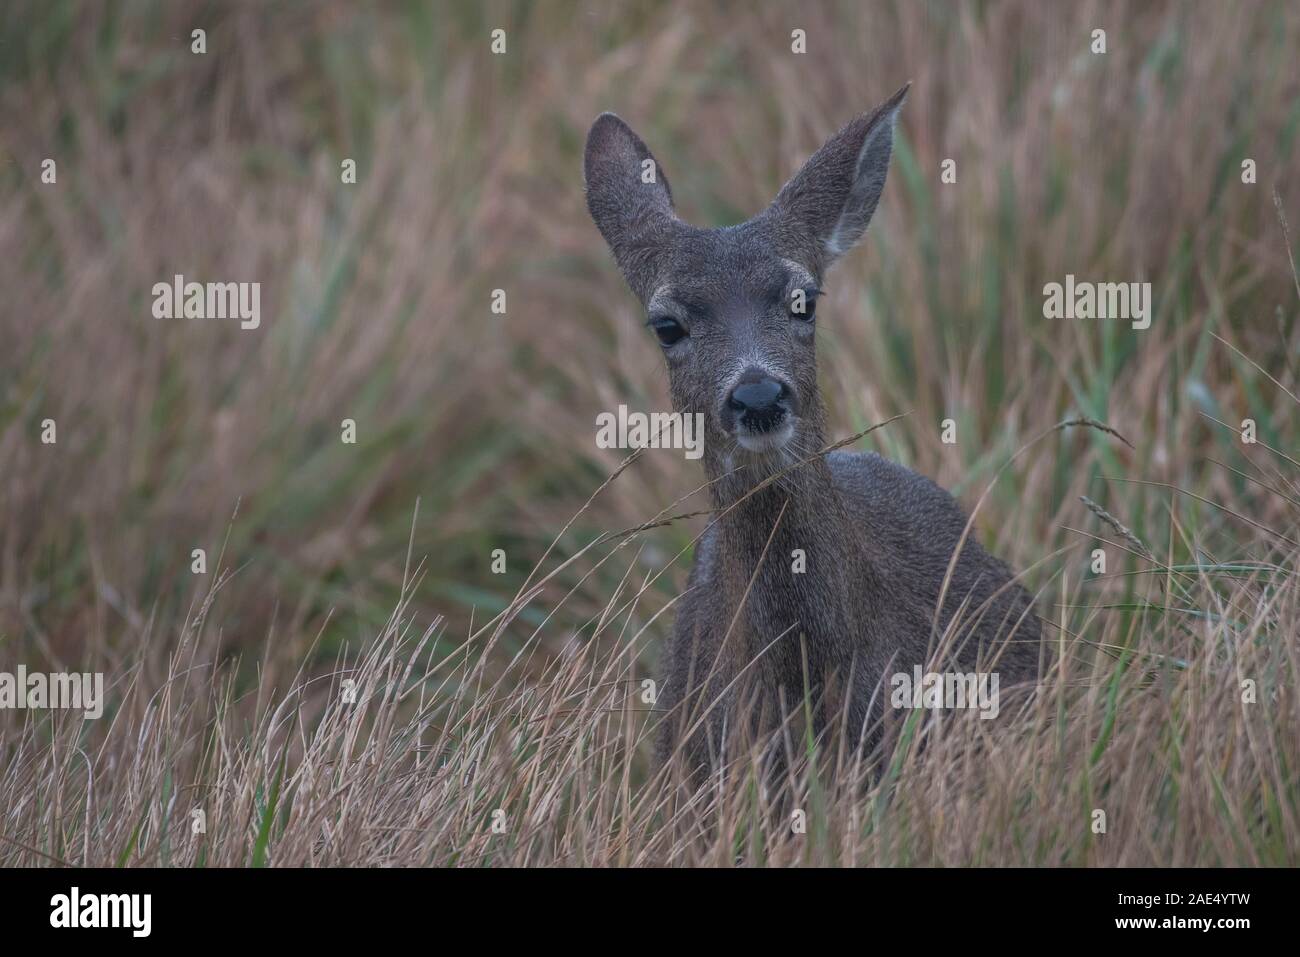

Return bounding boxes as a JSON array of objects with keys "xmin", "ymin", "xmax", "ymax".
[{"xmin": 770, "ymin": 83, "xmax": 909, "ymax": 272}]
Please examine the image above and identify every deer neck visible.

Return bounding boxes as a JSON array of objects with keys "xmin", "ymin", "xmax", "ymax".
[
  {"xmin": 705, "ymin": 438, "xmax": 868, "ymax": 662},
  {"xmin": 709, "ymin": 452, "xmax": 840, "ymax": 550}
]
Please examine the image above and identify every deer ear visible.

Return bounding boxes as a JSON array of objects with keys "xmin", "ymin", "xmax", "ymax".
[
  {"xmin": 584, "ymin": 113, "xmax": 676, "ymax": 302},
  {"xmin": 770, "ymin": 83, "xmax": 909, "ymax": 272}
]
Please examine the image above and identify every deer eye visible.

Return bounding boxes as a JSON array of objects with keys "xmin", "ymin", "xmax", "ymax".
[
  {"xmin": 649, "ymin": 315, "xmax": 687, "ymax": 346},
  {"xmin": 789, "ymin": 288, "xmax": 820, "ymax": 321}
]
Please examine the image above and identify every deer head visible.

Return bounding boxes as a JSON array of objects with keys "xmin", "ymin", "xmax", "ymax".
[{"xmin": 583, "ymin": 84, "xmax": 908, "ymax": 492}]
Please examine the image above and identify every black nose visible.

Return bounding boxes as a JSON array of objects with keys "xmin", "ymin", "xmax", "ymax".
[{"xmin": 727, "ymin": 372, "xmax": 789, "ymax": 431}]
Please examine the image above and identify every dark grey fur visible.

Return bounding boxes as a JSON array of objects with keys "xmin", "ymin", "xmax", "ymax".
[{"xmin": 584, "ymin": 85, "xmax": 1041, "ymax": 772}]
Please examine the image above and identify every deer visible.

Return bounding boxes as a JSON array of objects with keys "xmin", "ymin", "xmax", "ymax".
[{"xmin": 582, "ymin": 84, "xmax": 1042, "ymax": 776}]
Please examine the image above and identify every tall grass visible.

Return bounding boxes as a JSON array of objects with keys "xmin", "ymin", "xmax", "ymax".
[
  {"xmin": 3, "ymin": 473, "xmax": 1297, "ymax": 866},
  {"xmin": 1, "ymin": 0, "xmax": 1298, "ymax": 865}
]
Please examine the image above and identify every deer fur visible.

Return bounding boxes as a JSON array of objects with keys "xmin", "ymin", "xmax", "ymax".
[{"xmin": 583, "ymin": 85, "xmax": 1042, "ymax": 773}]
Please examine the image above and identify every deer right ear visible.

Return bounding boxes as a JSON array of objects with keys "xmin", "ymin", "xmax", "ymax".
[{"xmin": 584, "ymin": 113, "xmax": 676, "ymax": 302}]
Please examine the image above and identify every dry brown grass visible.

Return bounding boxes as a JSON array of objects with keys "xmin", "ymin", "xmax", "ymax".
[
  {"xmin": 1, "ymin": 0, "xmax": 1298, "ymax": 865},
  {"xmin": 2, "ymin": 487, "xmax": 1297, "ymax": 866}
]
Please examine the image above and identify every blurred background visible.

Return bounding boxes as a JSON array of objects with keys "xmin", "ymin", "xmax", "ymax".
[{"xmin": 1, "ymin": 0, "xmax": 1297, "ymax": 688}]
